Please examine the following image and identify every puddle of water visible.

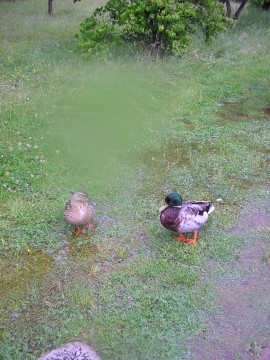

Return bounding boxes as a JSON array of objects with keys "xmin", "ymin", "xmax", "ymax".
[
  {"xmin": 218, "ymin": 100, "xmax": 249, "ymax": 120},
  {"xmin": 218, "ymin": 100, "xmax": 270, "ymax": 122},
  {"xmin": 143, "ymin": 141, "xmax": 190, "ymax": 167},
  {"xmin": 138, "ymin": 140, "xmax": 191, "ymax": 198}
]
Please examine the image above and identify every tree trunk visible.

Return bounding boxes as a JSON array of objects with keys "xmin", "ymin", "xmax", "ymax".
[
  {"xmin": 234, "ymin": 0, "xmax": 248, "ymax": 20},
  {"xmin": 225, "ymin": 0, "xmax": 231, "ymax": 18},
  {"xmin": 48, "ymin": 0, "xmax": 53, "ymax": 16}
]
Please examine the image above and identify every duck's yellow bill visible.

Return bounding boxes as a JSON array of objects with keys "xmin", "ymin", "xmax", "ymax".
[{"xmin": 158, "ymin": 205, "xmax": 168, "ymax": 213}]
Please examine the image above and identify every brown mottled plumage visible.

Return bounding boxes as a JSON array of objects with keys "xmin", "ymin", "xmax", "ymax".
[
  {"xmin": 64, "ymin": 191, "xmax": 95, "ymax": 236},
  {"xmin": 160, "ymin": 206, "xmax": 182, "ymax": 232}
]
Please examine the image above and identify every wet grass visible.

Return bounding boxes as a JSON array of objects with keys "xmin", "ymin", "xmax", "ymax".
[{"xmin": 0, "ymin": 1, "xmax": 270, "ymax": 359}]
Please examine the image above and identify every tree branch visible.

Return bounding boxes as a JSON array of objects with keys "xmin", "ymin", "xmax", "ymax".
[{"xmin": 234, "ymin": 0, "xmax": 248, "ymax": 20}]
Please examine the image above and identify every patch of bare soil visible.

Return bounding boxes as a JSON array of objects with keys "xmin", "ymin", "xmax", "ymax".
[
  {"xmin": 263, "ymin": 106, "xmax": 270, "ymax": 115},
  {"xmin": 188, "ymin": 199, "xmax": 270, "ymax": 360}
]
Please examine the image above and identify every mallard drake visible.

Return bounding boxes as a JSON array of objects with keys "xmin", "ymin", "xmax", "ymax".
[
  {"xmin": 159, "ymin": 192, "xmax": 215, "ymax": 245},
  {"xmin": 64, "ymin": 191, "xmax": 96, "ymax": 236}
]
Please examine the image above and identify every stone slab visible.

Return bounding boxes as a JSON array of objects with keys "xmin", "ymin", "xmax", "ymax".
[{"xmin": 38, "ymin": 341, "xmax": 101, "ymax": 360}]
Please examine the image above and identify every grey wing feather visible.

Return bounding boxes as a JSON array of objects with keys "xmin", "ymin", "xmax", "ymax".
[{"xmin": 184, "ymin": 201, "xmax": 214, "ymax": 215}]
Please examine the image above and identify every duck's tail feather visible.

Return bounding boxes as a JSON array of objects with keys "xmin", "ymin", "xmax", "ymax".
[{"xmin": 208, "ymin": 203, "xmax": 215, "ymax": 214}]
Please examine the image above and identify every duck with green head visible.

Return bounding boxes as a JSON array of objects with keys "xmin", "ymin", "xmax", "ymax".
[
  {"xmin": 64, "ymin": 191, "xmax": 96, "ymax": 236},
  {"xmin": 159, "ymin": 192, "xmax": 215, "ymax": 245}
]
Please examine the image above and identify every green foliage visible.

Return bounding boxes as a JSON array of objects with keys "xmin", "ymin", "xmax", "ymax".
[
  {"xmin": 78, "ymin": 0, "xmax": 232, "ymax": 58},
  {"xmin": 250, "ymin": 0, "xmax": 270, "ymax": 9}
]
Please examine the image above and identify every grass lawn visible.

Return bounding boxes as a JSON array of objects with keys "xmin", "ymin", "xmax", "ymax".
[{"xmin": 0, "ymin": 0, "xmax": 270, "ymax": 359}]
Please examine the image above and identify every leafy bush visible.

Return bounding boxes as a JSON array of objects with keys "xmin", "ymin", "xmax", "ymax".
[
  {"xmin": 250, "ymin": 0, "xmax": 270, "ymax": 9},
  {"xmin": 78, "ymin": 0, "xmax": 232, "ymax": 58}
]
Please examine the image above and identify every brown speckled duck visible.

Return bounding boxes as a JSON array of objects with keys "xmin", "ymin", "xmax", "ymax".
[
  {"xmin": 159, "ymin": 192, "xmax": 215, "ymax": 245},
  {"xmin": 64, "ymin": 191, "xmax": 96, "ymax": 236}
]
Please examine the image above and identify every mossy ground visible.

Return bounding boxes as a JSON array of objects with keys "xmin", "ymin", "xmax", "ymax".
[{"xmin": 0, "ymin": 1, "xmax": 269, "ymax": 359}]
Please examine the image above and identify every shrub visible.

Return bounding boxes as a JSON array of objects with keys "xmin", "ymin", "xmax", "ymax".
[
  {"xmin": 78, "ymin": 0, "xmax": 232, "ymax": 58},
  {"xmin": 250, "ymin": 0, "xmax": 270, "ymax": 9}
]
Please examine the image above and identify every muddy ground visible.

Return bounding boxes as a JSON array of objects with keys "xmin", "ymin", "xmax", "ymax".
[{"xmin": 188, "ymin": 198, "xmax": 270, "ymax": 360}]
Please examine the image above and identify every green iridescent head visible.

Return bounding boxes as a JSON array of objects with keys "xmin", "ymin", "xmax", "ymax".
[{"xmin": 165, "ymin": 192, "xmax": 183, "ymax": 206}]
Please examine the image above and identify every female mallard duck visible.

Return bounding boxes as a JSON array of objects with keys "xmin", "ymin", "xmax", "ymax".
[
  {"xmin": 64, "ymin": 191, "xmax": 96, "ymax": 236},
  {"xmin": 159, "ymin": 192, "xmax": 215, "ymax": 245}
]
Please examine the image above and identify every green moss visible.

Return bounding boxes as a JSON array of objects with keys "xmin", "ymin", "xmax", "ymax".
[{"xmin": 0, "ymin": 249, "xmax": 54, "ymax": 316}]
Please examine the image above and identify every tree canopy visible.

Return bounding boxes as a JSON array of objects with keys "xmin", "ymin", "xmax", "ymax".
[{"xmin": 77, "ymin": 0, "xmax": 233, "ymax": 58}]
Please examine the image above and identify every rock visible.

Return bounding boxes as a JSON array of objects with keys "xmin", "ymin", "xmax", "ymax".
[
  {"xmin": 216, "ymin": 198, "xmax": 224, "ymax": 203},
  {"xmin": 37, "ymin": 341, "xmax": 101, "ymax": 360}
]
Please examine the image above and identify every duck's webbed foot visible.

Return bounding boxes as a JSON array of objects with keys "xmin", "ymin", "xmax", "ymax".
[
  {"xmin": 184, "ymin": 230, "xmax": 198, "ymax": 245},
  {"xmin": 175, "ymin": 233, "xmax": 186, "ymax": 242},
  {"xmin": 73, "ymin": 226, "xmax": 83, "ymax": 237}
]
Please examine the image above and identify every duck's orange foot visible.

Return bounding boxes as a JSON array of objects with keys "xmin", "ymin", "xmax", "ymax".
[
  {"xmin": 73, "ymin": 226, "xmax": 83, "ymax": 237},
  {"xmin": 184, "ymin": 230, "xmax": 198, "ymax": 245},
  {"xmin": 175, "ymin": 233, "xmax": 186, "ymax": 242},
  {"xmin": 184, "ymin": 238, "xmax": 196, "ymax": 245}
]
